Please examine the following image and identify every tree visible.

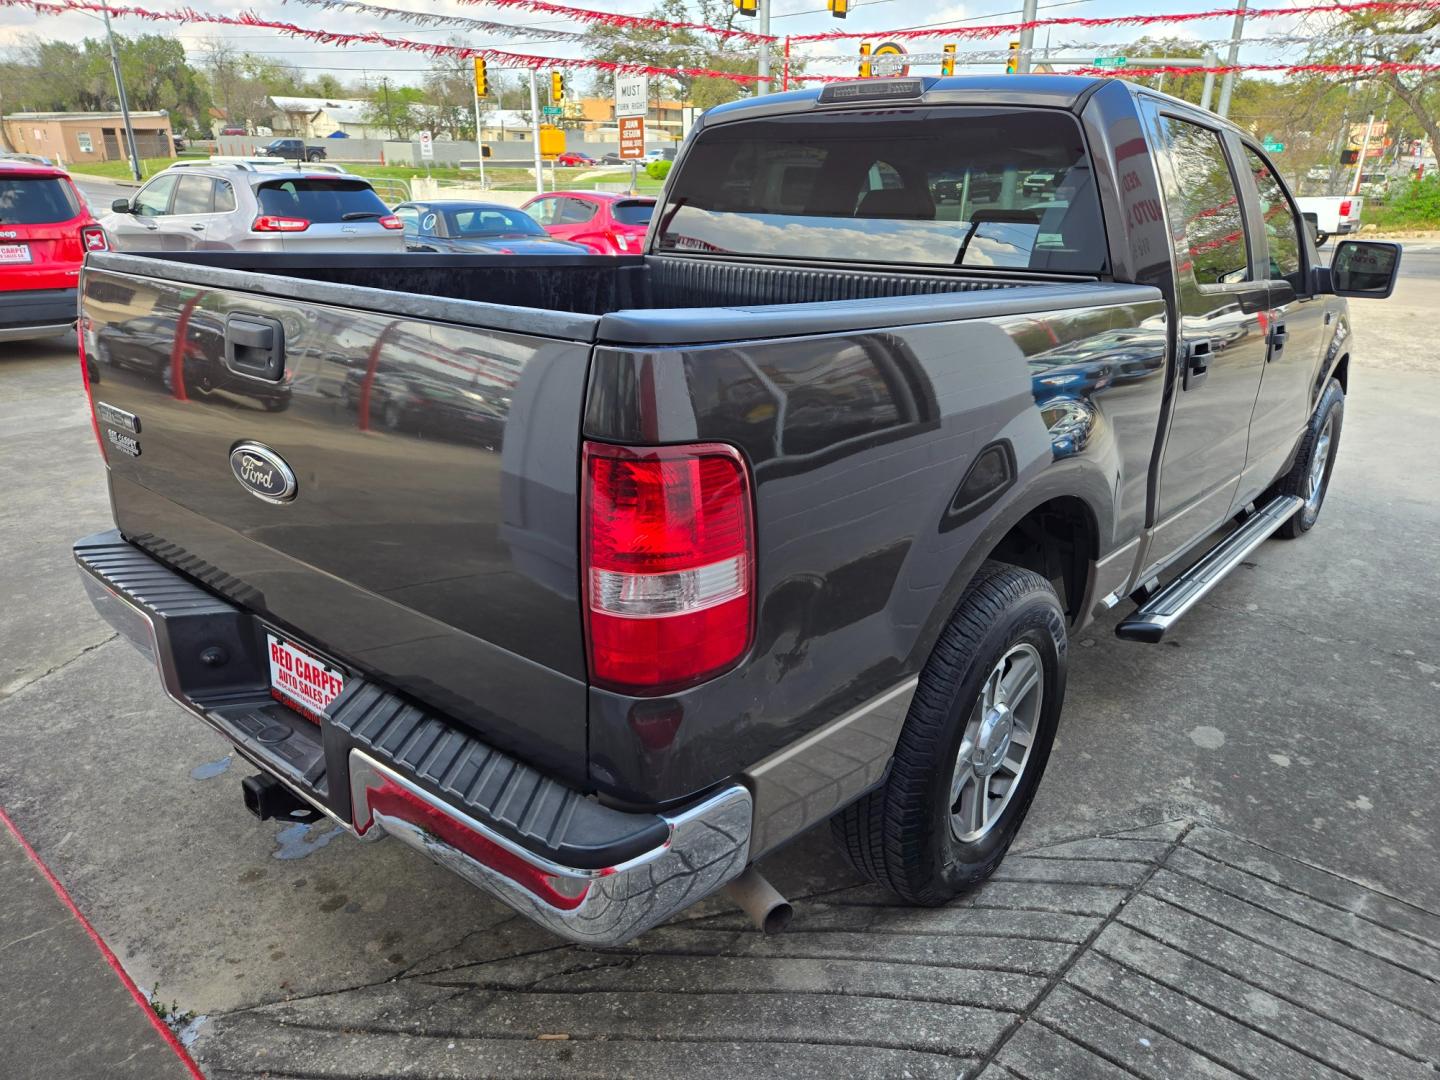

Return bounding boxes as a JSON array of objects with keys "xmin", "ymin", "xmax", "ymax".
[
  {"xmin": 200, "ymin": 38, "xmax": 271, "ymax": 132},
  {"xmin": 363, "ymin": 81, "xmax": 425, "ymax": 139},
  {"xmin": 422, "ymin": 42, "xmax": 480, "ymax": 140},
  {"xmin": 1309, "ymin": 8, "xmax": 1440, "ymax": 163},
  {"xmin": 582, "ymin": 0, "xmax": 757, "ymax": 112}
]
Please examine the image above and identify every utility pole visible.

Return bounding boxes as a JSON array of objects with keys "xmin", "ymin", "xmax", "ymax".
[
  {"xmin": 528, "ymin": 70, "xmax": 543, "ymax": 196},
  {"xmin": 473, "ymin": 89, "xmax": 486, "ymax": 188},
  {"xmin": 1200, "ymin": 51, "xmax": 1217, "ymax": 112},
  {"xmin": 1351, "ymin": 112, "xmax": 1376, "ymax": 196},
  {"xmin": 100, "ymin": 0, "xmax": 141, "ymax": 181},
  {"xmin": 756, "ymin": 0, "xmax": 772, "ymax": 95},
  {"xmin": 1017, "ymin": 0, "xmax": 1037, "ymax": 74},
  {"xmin": 1215, "ymin": 0, "xmax": 1247, "ymax": 119}
]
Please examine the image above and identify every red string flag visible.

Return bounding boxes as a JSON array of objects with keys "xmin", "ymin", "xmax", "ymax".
[
  {"xmin": 788, "ymin": 0, "xmax": 1440, "ymax": 41},
  {"xmin": 449, "ymin": 0, "xmax": 776, "ymax": 44}
]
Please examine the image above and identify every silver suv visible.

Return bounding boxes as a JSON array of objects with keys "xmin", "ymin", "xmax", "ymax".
[{"xmin": 99, "ymin": 161, "xmax": 405, "ymax": 252}]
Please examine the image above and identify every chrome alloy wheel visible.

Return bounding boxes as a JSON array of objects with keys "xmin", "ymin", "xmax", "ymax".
[
  {"xmin": 949, "ymin": 643, "xmax": 1044, "ymax": 843},
  {"xmin": 1306, "ymin": 413, "xmax": 1335, "ymax": 512}
]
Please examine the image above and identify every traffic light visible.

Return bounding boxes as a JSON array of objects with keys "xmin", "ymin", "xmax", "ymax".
[
  {"xmin": 474, "ymin": 57, "xmax": 488, "ymax": 97},
  {"xmin": 733, "ymin": 0, "xmax": 756, "ymax": 14},
  {"xmin": 859, "ymin": 42, "xmax": 872, "ymax": 78},
  {"xmin": 828, "ymin": 0, "xmax": 848, "ymax": 17},
  {"xmin": 1005, "ymin": 39, "xmax": 1021, "ymax": 74},
  {"xmin": 551, "ymin": 71, "xmax": 565, "ymax": 103},
  {"xmin": 941, "ymin": 43, "xmax": 956, "ymax": 76}
]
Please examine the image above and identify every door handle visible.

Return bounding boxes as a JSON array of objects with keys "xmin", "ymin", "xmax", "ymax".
[
  {"xmin": 224, "ymin": 314, "xmax": 286, "ymax": 381},
  {"xmin": 1267, "ymin": 323, "xmax": 1289, "ymax": 360},
  {"xmin": 190, "ymin": 223, "xmax": 205, "ymax": 231},
  {"xmin": 1182, "ymin": 339, "xmax": 1211, "ymax": 391}
]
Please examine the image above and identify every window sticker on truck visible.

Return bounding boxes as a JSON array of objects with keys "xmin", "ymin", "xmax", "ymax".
[{"xmin": 267, "ymin": 632, "xmax": 345, "ymax": 719}]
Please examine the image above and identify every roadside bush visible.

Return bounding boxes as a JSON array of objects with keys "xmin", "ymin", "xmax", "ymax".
[
  {"xmin": 646, "ymin": 159, "xmax": 672, "ymax": 181},
  {"xmin": 1370, "ymin": 174, "xmax": 1440, "ymax": 229}
]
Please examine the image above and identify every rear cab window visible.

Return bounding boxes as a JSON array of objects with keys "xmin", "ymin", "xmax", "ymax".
[
  {"xmin": 255, "ymin": 178, "xmax": 389, "ymax": 222},
  {"xmin": 0, "ymin": 174, "xmax": 81, "ymax": 224},
  {"xmin": 657, "ymin": 106, "xmax": 1107, "ymax": 274}
]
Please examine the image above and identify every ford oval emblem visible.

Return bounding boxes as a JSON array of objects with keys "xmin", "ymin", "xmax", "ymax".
[{"xmin": 229, "ymin": 442, "xmax": 297, "ymax": 503}]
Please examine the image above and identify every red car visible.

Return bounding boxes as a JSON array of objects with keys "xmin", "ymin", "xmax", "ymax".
[
  {"xmin": 521, "ymin": 191, "xmax": 655, "ymax": 255},
  {"xmin": 554, "ymin": 152, "xmax": 596, "ymax": 167},
  {"xmin": 0, "ymin": 160, "xmax": 107, "ymax": 343}
]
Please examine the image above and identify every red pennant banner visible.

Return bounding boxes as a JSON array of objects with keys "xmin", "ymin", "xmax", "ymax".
[
  {"xmin": 788, "ymin": 0, "xmax": 1440, "ymax": 42},
  {"xmin": 448, "ymin": 0, "xmax": 776, "ymax": 45},
  {"xmin": 0, "ymin": 0, "xmax": 770, "ymax": 80}
]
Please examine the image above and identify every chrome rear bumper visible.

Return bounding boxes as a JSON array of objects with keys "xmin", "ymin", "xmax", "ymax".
[{"xmin": 75, "ymin": 529, "xmax": 752, "ymax": 945}]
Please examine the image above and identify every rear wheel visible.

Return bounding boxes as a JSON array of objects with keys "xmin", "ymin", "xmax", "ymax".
[
  {"xmin": 1271, "ymin": 378, "xmax": 1344, "ymax": 539},
  {"xmin": 831, "ymin": 561, "xmax": 1067, "ymax": 904},
  {"xmin": 306, "ymin": 150, "xmax": 323, "ymax": 162}
]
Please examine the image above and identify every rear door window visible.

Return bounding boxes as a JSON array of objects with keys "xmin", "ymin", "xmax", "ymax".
[
  {"xmin": 1158, "ymin": 118, "xmax": 1251, "ymax": 286},
  {"xmin": 557, "ymin": 198, "xmax": 598, "ymax": 225},
  {"xmin": 255, "ymin": 179, "xmax": 389, "ymax": 222},
  {"xmin": 657, "ymin": 106, "xmax": 1107, "ymax": 273},
  {"xmin": 0, "ymin": 175, "xmax": 80, "ymax": 224},
  {"xmin": 171, "ymin": 174, "xmax": 215, "ymax": 215}
]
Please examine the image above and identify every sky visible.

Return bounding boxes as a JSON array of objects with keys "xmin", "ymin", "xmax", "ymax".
[{"xmin": 0, "ymin": 0, "xmax": 1334, "ymax": 90}]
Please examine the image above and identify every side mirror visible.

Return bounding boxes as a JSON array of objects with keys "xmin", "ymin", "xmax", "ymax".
[
  {"xmin": 1330, "ymin": 240, "xmax": 1401, "ymax": 299},
  {"xmin": 1301, "ymin": 211, "xmax": 1320, "ymax": 245},
  {"xmin": 111, "ymin": 197, "xmax": 133, "ymax": 213}
]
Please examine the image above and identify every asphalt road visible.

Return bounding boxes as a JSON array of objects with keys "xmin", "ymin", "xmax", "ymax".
[{"xmin": 1, "ymin": 253, "xmax": 1437, "ymax": 1077}]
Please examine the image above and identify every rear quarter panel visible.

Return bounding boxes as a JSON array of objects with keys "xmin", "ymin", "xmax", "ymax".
[{"xmin": 583, "ymin": 294, "xmax": 1167, "ymax": 803}]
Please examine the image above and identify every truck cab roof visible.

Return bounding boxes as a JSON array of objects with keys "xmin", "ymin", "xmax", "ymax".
[{"xmin": 703, "ymin": 74, "xmax": 1242, "ymax": 131}]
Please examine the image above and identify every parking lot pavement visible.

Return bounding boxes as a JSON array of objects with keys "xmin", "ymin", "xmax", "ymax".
[{"xmin": 2, "ymin": 268, "xmax": 1438, "ymax": 1076}]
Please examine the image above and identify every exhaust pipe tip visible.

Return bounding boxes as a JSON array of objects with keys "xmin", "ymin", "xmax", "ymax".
[{"xmin": 724, "ymin": 866, "xmax": 793, "ymax": 935}]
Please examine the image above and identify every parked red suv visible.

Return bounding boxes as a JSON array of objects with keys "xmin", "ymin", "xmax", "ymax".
[
  {"xmin": 0, "ymin": 160, "xmax": 106, "ymax": 343},
  {"xmin": 521, "ymin": 191, "xmax": 655, "ymax": 254}
]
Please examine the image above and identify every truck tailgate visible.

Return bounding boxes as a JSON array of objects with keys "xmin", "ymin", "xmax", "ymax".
[{"xmin": 80, "ymin": 258, "xmax": 593, "ymax": 781}]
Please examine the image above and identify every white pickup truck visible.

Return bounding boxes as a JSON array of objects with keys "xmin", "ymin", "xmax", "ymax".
[{"xmin": 1297, "ymin": 195, "xmax": 1364, "ymax": 245}]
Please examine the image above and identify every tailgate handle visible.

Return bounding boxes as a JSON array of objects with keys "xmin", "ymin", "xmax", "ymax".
[{"xmin": 225, "ymin": 314, "xmax": 285, "ymax": 381}]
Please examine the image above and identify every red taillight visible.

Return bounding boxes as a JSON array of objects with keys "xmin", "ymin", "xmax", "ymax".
[
  {"xmin": 1339, "ymin": 200, "xmax": 1353, "ymax": 217},
  {"xmin": 378, "ymin": 214, "xmax": 404, "ymax": 230},
  {"xmin": 77, "ymin": 321, "xmax": 106, "ymax": 461},
  {"xmin": 583, "ymin": 441, "xmax": 754, "ymax": 693},
  {"xmin": 80, "ymin": 225, "xmax": 108, "ymax": 252},
  {"xmin": 251, "ymin": 215, "xmax": 310, "ymax": 232}
]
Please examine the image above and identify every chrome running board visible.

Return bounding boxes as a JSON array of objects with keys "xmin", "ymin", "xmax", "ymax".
[{"xmin": 1116, "ymin": 495, "xmax": 1304, "ymax": 643}]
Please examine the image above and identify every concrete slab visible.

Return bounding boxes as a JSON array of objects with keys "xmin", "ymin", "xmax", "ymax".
[{"xmin": 0, "ymin": 821, "xmax": 194, "ymax": 1080}]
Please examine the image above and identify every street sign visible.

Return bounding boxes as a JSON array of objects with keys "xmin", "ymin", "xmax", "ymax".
[
  {"xmin": 615, "ymin": 75, "xmax": 648, "ymax": 118},
  {"xmin": 1263, "ymin": 140, "xmax": 1285, "ymax": 153},
  {"xmin": 619, "ymin": 115, "xmax": 645, "ymax": 160},
  {"xmin": 418, "ymin": 130, "xmax": 433, "ymax": 161},
  {"xmin": 872, "ymin": 41, "xmax": 909, "ymax": 77},
  {"xmin": 542, "ymin": 105, "xmax": 563, "ymax": 116},
  {"xmin": 1093, "ymin": 56, "xmax": 1128, "ymax": 68}
]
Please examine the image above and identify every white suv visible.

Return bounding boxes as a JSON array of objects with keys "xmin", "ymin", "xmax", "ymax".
[{"xmin": 99, "ymin": 162, "xmax": 405, "ymax": 252}]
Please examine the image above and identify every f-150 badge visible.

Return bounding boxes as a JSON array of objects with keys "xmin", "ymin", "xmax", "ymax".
[{"xmin": 229, "ymin": 442, "xmax": 297, "ymax": 503}]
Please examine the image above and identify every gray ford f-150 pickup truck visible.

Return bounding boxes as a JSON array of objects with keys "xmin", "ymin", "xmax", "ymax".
[{"xmin": 73, "ymin": 76, "xmax": 1400, "ymax": 945}]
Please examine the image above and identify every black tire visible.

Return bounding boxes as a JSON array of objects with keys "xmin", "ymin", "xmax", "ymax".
[
  {"xmin": 1270, "ymin": 377, "xmax": 1344, "ymax": 539},
  {"xmin": 306, "ymin": 150, "xmax": 323, "ymax": 162},
  {"xmin": 831, "ymin": 561, "xmax": 1067, "ymax": 904}
]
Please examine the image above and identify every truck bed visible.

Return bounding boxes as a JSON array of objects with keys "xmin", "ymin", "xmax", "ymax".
[
  {"xmin": 108, "ymin": 251, "xmax": 1097, "ymax": 344},
  {"xmin": 81, "ymin": 250, "xmax": 1159, "ymax": 804}
]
